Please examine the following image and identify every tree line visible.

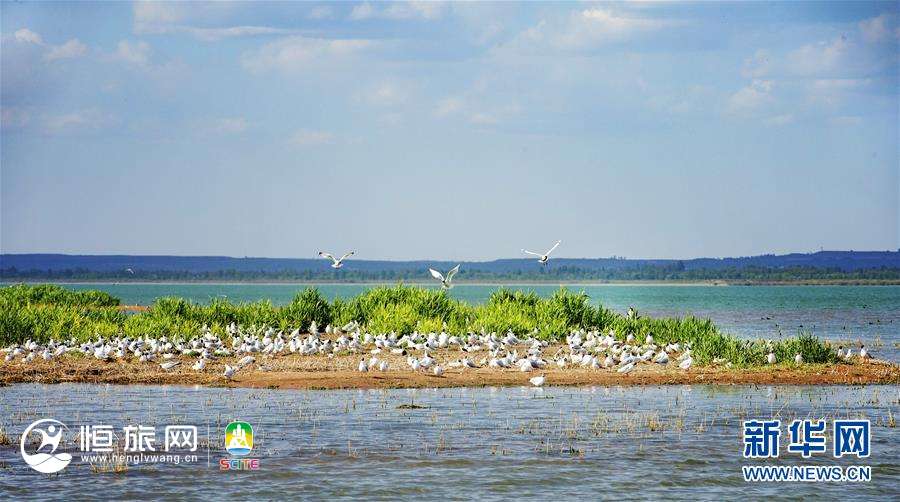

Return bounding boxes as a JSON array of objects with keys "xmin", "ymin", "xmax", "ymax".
[{"xmin": 3, "ymin": 265, "xmax": 899, "ymax": 283}]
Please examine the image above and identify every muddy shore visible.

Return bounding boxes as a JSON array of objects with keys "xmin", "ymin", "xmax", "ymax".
[{"xmin": 2, "ymin": 352, "xmax": 897, "ymax": 390}]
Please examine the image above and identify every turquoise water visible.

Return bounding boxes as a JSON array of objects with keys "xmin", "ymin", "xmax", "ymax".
[{"xmin": 9, "ymin": 283, "xmax": 900, "ymax": 361}]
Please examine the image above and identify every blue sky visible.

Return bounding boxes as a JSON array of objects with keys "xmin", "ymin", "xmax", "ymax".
[{"xmin": 1, "ymin": 1, "xmax": 897, "ymax": 260}]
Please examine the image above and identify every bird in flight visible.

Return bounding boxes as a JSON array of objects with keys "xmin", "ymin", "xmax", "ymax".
[
  {"xmin": 429, "ymin": 264, "xmax": 460, "ymax": 289},
  {"xmin": 522, "ymin": 240, "xmax": 561, "ymax": 265},
  {"xmin": 318, "ymin": 251, "xmax": 355, "ymax": 269}
]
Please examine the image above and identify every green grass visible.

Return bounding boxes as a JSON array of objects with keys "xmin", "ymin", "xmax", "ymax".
[
  {"xmin": 0, "ymin": 283, "xmax": 839, "ymax": 366},
  {"xmin": 0, "ymin": 283, "xmax": 119, "ymax": 308}
]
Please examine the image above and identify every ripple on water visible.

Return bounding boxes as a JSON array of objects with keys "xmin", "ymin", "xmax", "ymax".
[{"xmin": 0, "ymin": 383, "xmax": 897, "ymax": 501}]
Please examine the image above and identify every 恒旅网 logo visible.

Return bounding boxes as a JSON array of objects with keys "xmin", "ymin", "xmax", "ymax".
[
  {"xmin": 20, "ymin": 419, "xmax": 73, "ymax": 474},
  {"xmin": 224, "ymin": 421, "xmax": 253, "ymax": 456}
]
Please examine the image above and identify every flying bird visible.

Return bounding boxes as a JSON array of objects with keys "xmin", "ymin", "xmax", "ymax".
[
  {"xmin": 429, "ymin": 265, "xmax": 460, "ymax": 289},
  {"xmin": 318, "ymin": 251, "xmax": 355, "ymax": 269},
  {"xmin": 522, "ymin": 240, "xmax": 561, "ymax": 265}
]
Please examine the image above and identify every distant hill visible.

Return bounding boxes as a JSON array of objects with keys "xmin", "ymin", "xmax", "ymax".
[{"xmin": 2, "ymin": 251, "xmax": 899, "ymax": 283}]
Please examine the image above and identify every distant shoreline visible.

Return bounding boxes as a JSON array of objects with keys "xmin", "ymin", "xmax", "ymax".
[{"xmin": 3, "ymin": 279, "xmax": 900, "ymax": 286}]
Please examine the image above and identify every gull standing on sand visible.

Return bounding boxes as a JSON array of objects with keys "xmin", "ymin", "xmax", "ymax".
[
  {"xmin": 618, "ymin": 361, "xmax": 636, "ymax": 374},
  {"xmin": 529, "ymin": 374, "xmax": 545, "ymax": 387},
  {"xmin": 429, "ymin": 265, "xmax": 460, "ymax": 289},
  {"xmin": 223, "ymin": 365, "xmax": 235, "ymax": 380},
  {"xmin": 160, "ymin": 360, "xmax": 180, "ymax": 371},
  {"xmin": 522, "ymin": 240, "xmax": 561, "ymax": 265},
  {"xmin": 318, "ymin": 251, "xmax": 355, "ymax": 269}
]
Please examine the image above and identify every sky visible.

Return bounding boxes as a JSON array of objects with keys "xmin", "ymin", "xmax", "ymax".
[{"xmin": 1, "ymin": 1, "xmax": 898, "ymax": 261}]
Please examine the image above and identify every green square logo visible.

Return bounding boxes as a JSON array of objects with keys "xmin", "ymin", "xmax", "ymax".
[{"xmin": 224, "ymin": 421, "xmax": 253, "ymax": 456}]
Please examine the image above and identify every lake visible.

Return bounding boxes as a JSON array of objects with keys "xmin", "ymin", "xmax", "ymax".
[
  {"xmin": 16, "ymin": 282, "xmax": 900, "ymax": 362},
  {"xmin": 0, "ymin": 383, "xmax": 896, "ymax": 500}
]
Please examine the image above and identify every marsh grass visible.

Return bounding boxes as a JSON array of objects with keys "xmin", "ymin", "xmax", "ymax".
[
  {"xmin": 89, "ymin": 443, "xmax": 128, "ymax": 474},
  {"xmin": 0, "ymin": 283, "xmax": 839, "ymax": 367}
]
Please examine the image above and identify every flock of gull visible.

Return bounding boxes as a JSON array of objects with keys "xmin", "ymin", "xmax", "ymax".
[
  {"xmin": 2, "ymin": 323, "xmax": 869, "ymax": 385},
  {"xmin": 2, "ymin": 320, "xmax": 704, "ymax": 385},
  {"xmin": 3, "ymin": 240, "xmax": 873, "ymax": 385}
]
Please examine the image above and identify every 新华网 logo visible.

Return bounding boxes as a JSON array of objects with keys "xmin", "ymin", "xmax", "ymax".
[
  {"xmin": 20, "ymin": 419, "xmax": 72, "ymax": 474},
  {"xmin": 224, "ymin": 421, "xmax": 253, "ymax": 456}
]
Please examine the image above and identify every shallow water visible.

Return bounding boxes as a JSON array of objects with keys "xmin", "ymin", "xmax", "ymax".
[
  {"xmin": 17, "ymin": 282, "xmax": 900, "ymax": 362},
  {"xmin": 0, "ymin": 383, "xmax": 897, "ymax": 500}
]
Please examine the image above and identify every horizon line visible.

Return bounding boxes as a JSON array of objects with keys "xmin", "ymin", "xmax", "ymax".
[{"xmin": 2, "ymin": 249, "xmax": 898, "ymax": 263}]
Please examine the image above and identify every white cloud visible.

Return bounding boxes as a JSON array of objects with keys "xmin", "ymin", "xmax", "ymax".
[
  {"xmin": 384, "ymin": 1, "xmax": 446, "ymax": 20},
  {"xmin": 133, "ymin": 1, "xmax": 187, "ymax": 27},
  {"xmin": 288, "ymin": 129, "xmax": 334, "ymax": 147},
  {"xmin": 859, "ymin": 14, "xmax": 892, "ymax": 43},
  {"xmin": 44, "ymin": 39, "xmax": 88, "ymax": 61},
  {"xmin": 788, "ymin": 36, "xmax": 849, "ymax": 76},
  {"xmin": 139, "ymin": 24, "xmax": 294, "ymax": 41},
  {"xmin": 434, "ymin": 94, "xmax": 519, "ymax": 126},
  {"xmin": 808, "ymin": 78, "xmax": 871, "ymax": 106},
  {"xmin": 434, "ymin": 97, "xmax": 464, "ymax": 117},
  {"xmin": 242, "ymin": 36, "xmax": 373, "ymax": 74},
  {"xmin": 512, "ymin": 7, "xmax": 675, "ymax": 52},
  {"xmin": 741, "ymin": 49, "xmax": 770, "ymax": 78},
  {"xmin": 726, "ymin": 79, "xmax": 774, "ymax": 115},
  {"xmin": 380, "ymin": 112, "xmax": 403, "ymax": 126},
  {"xmin": 350, "ymin": 3, "xmax": 376, "ymax": 21},
  {"xmin": 350, "ymin": 1, "xmax": 446, "ymax": 21},
  {"xmin": 43, "ymin": 109, "xmax": 115, "ymax": 133},
  {"xmin": 469, "ymin": 112, "xmax": 498, "ymax": 125},
  {"xmin": 213, "ymin": 117, "xmax": 250, "ymax": 134},
  {"xmin": 764, "ymin": 113, "xmax": 794, "ymax": 126},
  {"xmin": 14, "ymin": 28, "xmax": 43, "ymax": 45},
  {"xmin": 308, "ymin": 6, "xmax": 333, "ymax": 20},
  {"xmin": 114, "ymin": 40, "xmax": 151, "ymax": 66},
  {"xmin": 645, "ymin": 84, "xmax": 712, "ymax": 116},
  {"xmin": 133, "ymin": 1, "xmax": 289, "ymax": 41},
  {"xmin": 828, "ymin": 115, "xmax": 863, "ymax": 127},
  {"xmin": 191, "ymin": 26, "xmax": 294, "ymax": 42},
  {"xmin": 105, "ymin": 40, "xmax": 186, "ymax": 92},
  {"xmin": 356, "ymin": 81, "xmax": 409, "ymax": 107}
]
